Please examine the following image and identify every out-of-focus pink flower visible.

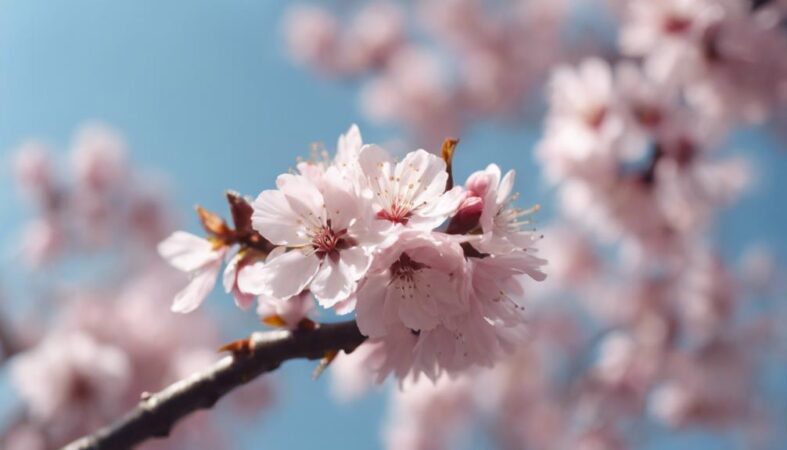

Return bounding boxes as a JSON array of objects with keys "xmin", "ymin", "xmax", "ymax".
[
  {"xmin": 343, "ymin": 2, "xmax": 405, "ymax": 72},
  {"xmin": 537, "ymin": 223, "xmax": 599, "ymax": 287},
  {"xmin": 651, "ymin": 339, "xmax": 752, "ymax": 427},
  {"xmin": 384, "ymin": 376, "xmax": 475, "ymax": 450},
  {"xmin": 329, "ymin": 342, "xmax": 381, "ymax": 402},
  {"xmin": 13, "ymin": 142, "xmax": 57, "ymax": 203},
  {"xmin": 593, "ymin": 331, "xmax": 660, "ymax": 403},
  {"xmin": 19, "ymin": 218, "xmax": 65, "ymax": 268},
  {"xmin": 621, "ymin": 0, "xmax": 787, "ymax": 123},
  {"xmin": 70, "ymin": 124, "xmax": 129, "ymax": 194},
  {"xmin": 3, "ymin": 424, "xmax": 47, "ymax": 450},
  {"xmin": 359, "ymin": 46, "xmax": 461, "ymax": 141},
  {"xmin": 11, "ymin": 331, "xmax": 131, "ymax": 429},
  {"xmin": 282, "ymin": 5, "xmax": 342, "ymax": 73}
]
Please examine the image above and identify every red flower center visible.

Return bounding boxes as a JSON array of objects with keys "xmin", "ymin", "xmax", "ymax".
[
  {"xmin": 312, "ymin": 221, "xmax": 351, "ymax": 260},
  {"xmin": 377, "ymin": 202, "xmax": 413, "ymax": 225},
  {"xmin": 390, "ymin": 253, "xmax": 428, "ymax": 281}
]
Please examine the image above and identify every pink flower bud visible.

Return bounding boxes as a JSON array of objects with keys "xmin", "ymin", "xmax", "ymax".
[{"xmin": 465, "ymin": 171, "xmax": 491, "ymax": 197}]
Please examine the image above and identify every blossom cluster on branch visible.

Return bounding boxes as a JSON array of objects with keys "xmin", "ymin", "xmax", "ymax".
[
  {"xmin": 1, "ymin": 0, "xmax": 786, "ymax": 449},
  {"xmin": 159, "ymin": 126, "xmax": 547, "ymax": 382}
]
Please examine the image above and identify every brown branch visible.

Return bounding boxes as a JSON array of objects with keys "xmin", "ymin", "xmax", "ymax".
[
  {"xmin": 0, "ymin": 296, "xmax": 21, "ymax": 362},
  {"xmin": 0, "ymin": 315, "xmax": 20, "ymax": 361},
  {"xmin": 62, "ymin": 320, "xmax": 366, "ymax": 450}
]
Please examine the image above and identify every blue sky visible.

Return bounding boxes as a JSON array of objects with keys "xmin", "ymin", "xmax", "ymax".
[{"xmin": 0, "ymin": 1, "xmax": 785, "ymax": 449}]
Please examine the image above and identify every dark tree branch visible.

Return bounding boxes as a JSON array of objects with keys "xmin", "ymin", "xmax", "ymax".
[
  {"xmin": 0, "ymin": 315, "xmax": 20, "ymax": 361},
  {"xmin": 62, "ymin": 320, "xmax": 366, "ymax": 450}
]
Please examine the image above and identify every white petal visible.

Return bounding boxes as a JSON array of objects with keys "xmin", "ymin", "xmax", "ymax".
[
  {"xmin": 358, "ymin": 144, "xmax": 392, "ymax": 178},
  {"xmin": 256, "ymin": 250, "xmax": 321, "ymax": 299},
  {"xmin": 420, "ymin": 186, "xmax": 464, "ymax": 220},
  {"xmin": 355, "ymin": 275, "xmax": 389, "ymax": 337},
  {"xmin": 322, "ymin": 167, "xmax": 359, "ymax": 231},
  {"xmin": 336, "ymin": 124, "xmax": 363, "ymax": 164},
  {"xmin": 278, "ymin": 173, "xmax": 325, "ymax": 222},
  {"xmin": 406, "ymin": 150, "xmax": 448, "ymax": 206},
  {"xmin": 157, "ymin": 231, "xmax": 219, "ymax": 272},
  {"xmin": 496, "ymin": 169, "xmax": 516, "ymax": 205},
  {"xmin": 339, "ymin": 246, "xmax": 372, "ymax": 280},
  {"xmin": 390, "ymin": 278, "xmax": 440, "ymax": 332},
  {"xmin": 222, "ymin": 250, "xmax": 241, "ymax": 293},
  {"xmin": 171, "ymin": 259, "xmax": 221, "ymax": 313},
  {"xmin": 252, "ymin": 190, "xmax": 309, "ymax": 246},
  {"xmin": 237, "ymin": 261, "xmax": 266, "ymax": 295},
  {"xmin": 311, "ymin": 258, "xmax": 354, "ymax": 308}
]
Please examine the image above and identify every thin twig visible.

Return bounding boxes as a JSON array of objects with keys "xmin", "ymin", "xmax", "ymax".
[{"xmin": 63, "ymin": 320, "xmax": 366, "ymax": 450}]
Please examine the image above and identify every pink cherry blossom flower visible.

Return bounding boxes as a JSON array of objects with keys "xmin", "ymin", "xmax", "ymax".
[
  {"xmin": 468, "ymin": 164, "xmax": 542, "ymax": 254},
  {"xmin": 245, "ymin": 170, "xmax": 374, "ymax": 307},
  {"xmin": 157, "ymin": 231, "xmax": 226, "ymax": 313},
  {"xmin": 355, "ymin": 232, "xmax": 467, "ymax": 339},
  {"xmin": 358, "ymin": 145, "xmax": 464, "ymax": 231},
  {"xmin": 297, "ymin": 124, "xmax": 365, "ymax": 192}
]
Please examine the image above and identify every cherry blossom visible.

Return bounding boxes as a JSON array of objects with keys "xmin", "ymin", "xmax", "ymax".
[
  {"xmin": 358, "ymin": 145, "xmax": 464, "ymax": 231},
  {"xmin": 245, "ymin": 170, "xmax": 375, "ymax": 307},
  {"xmin": 466, "ymin": 164, "xmax": 543, "ymax": 254},
  {"xmin": 355, "ymin": 232, "xmax": 467, "ymax": 341}
]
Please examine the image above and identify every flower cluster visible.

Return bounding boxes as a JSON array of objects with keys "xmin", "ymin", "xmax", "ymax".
[
  {"xmin": 537, "ymin": 57, "xmax": 750, "ymax": 258},
  {"xmin": 282, "ymin": 0, "xmax": 575, "ymax": 145},
  {"xmin": 6, "ymin": 126, "xmax": 272, "ymax": 450},
  {"xmin": 12, "ymin": 124, "xmax": 173, "ymax": 267},
  {"xmin": 159, "ymin": 125, "xmax": 546, "ymax": 381}
]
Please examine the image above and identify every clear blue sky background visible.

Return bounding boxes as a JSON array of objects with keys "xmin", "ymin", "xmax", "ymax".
[{"xmin": 0, "ymin": 1, "xmax": 785, "ymax": 449}]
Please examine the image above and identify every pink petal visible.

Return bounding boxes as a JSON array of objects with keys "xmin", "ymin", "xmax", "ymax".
[
  {"xmin": 355, "ymin": 275, "xmax": 389, "ymax": 337},
  {"xmin": 157, "ymin": 231, "xmax": 219, "ymax": 272},
  {"xmin": 311, "ymin": 258, "xmax": 355, "ymax": 308},
  {"xmin": 278, "ymin": 173, "xmax": 325, "ymax": 221},
  {"xmin": 256, "ymin": 250, "xmax": 321, "ymax": 299},
  {"xmin": 339, "ymin": 246, "xmax": 372, "ymax": 280},
  {"xmin": 171, "ymin": 259, "xmax": 222, "ymax": 313},
  {"xmin": 236, "ymin": 261, "xmax": 266, "ymax": 295},
  {"xmin": 252, "ymin": 190, "xmax": 309, "ymax": 246}
]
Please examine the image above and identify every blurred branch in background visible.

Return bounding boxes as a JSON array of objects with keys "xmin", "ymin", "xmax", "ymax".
[
  {"xmin": 0, "ymin": 313, "xmax": 20, "ymax": 361},
  {"xmin": 63, "ymin": 320, "xmax": 365, "ymax": 450},
  {"xmin": 0, "ymin": 290, "xmax": 21, "ymax": 362}
]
